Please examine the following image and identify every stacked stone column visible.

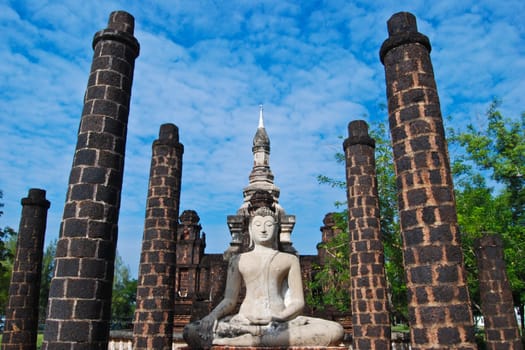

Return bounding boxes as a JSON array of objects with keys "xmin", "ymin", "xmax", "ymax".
[
  {"xmin": 344, "ymin": 120, "xmax": 391, "ymax": 350},
  {"xmin": 133, "ymin": 124, "xmax": 183, "ymax": 350},
  {"xmin": 475, "ymin": 235, "xmax": 523, "ymax": 350},
  {"xmin": 380, "ymin": 12, "xmax": 476, "ymax": 349},
  {"xmin": 42, "ymin": 11, "xmax": 139, "ymax": 349},
  {"xmin": 2, "ymin": 189, "xmax": 50, "ymax": 350}
]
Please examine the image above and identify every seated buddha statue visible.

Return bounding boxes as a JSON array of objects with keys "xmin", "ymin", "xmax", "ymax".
[{"xmin": 183, "ymin": 194, "xmax": 344, "ymax": 348}]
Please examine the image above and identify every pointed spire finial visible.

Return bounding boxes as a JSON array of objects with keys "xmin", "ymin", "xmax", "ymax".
[{"xmin": 258, "ymin": 104, "xmax": 264, "ymax": 128}]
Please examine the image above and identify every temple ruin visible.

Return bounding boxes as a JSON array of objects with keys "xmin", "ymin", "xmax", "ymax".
[{"xmin": 1, "ymin": 9, "xmax": 523, "ymax": 350}]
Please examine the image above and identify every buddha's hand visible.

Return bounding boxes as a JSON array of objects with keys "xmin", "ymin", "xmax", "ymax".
[
  {"xmin": 249, "ymin": 315, "xmax": 272, "ymax": 325},
  {"xmin": 199, "ymin": 315, "xmax": 218, "ymax": 332},
  {"xmin": 270, "ymin": 314, "xmax": 287, "ymax": 322}
]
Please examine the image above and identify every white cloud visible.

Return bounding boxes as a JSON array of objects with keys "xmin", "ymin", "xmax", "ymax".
[{"xmin": 1, "ymin": 0, "xmax": 523, "ymax": 275}]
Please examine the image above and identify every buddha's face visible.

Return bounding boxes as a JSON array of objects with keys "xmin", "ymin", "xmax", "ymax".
[{"xmin": 250, "ymin": 215, "xmax": 277, "ymax": 246}]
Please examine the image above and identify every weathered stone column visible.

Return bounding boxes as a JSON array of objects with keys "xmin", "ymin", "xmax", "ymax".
[
  {"xmin": 133, "ymin": 124, "xmax": 183, "ymax": 350},
  {"xmin": 42, "ymin": 11, "xmax": 139, "ymax": 350},
  {"xmin": 475, "ymin": 235, "xmax": 523, "ymax": 350},
  {"xmin": 380, "ymin": 12, "xmax": 476, "ymax": 349},
  {"xmin": 343, "ymin": 120, "xmax": 391, "ymax": 350},
  {"xmin": 2, "ymin": 189, "xmax": 50, "ymax": 350}
]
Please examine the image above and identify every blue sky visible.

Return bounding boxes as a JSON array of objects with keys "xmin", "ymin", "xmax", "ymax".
[{"xmin": 1, "ymin": 0, "xmax": 523, "ymax": 276}]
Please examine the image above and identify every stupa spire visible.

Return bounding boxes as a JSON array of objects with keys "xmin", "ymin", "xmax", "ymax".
[
  {"xmin": 258, "ymin": 104, "xmax": 264, "ymax": 128},
  {"xmin": 225, "ymin": 106, "xmax": 297, "ymax": 257}
]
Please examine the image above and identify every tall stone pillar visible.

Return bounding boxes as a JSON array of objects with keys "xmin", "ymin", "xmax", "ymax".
[
  {"xmin": 133, "ymin": 124, "xmax": 183, "ymax": 350},
  {"xmin": 475, "ymin": 235, "xmax": 523, "ymax": 350},
  {"xmin": 343, "ymin": 120, "xmax": 391, "ymax": 350},
  {"xmin": 2, "ymin": 189, "xmax": 50, "ymax": 350},
  {"xmin": 380, "ymin": 12, "xmax": 476, "ymax": 349},
  {"xmin": 42, "ymin": 11, "xmax": 139, "ymax": 349}
]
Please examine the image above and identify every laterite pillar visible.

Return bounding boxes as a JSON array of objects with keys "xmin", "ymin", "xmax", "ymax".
[
  {"xmin": 344, "ymin": 120, "xmax": 391, "ymax": 350},
  {"xmin": 2, "ymin": 189, "xmax": 50, "ymax": 350},
  {"xmin": 380, "ymin": 12, "xmax": 476, "ymax": 349},
  {"xmin": 43, "ymin": 11, "xmax": 139, "ymax": 349},
  {"xmin": 133, "ymin": 124, "xmax": 183, "ymax": 349}
]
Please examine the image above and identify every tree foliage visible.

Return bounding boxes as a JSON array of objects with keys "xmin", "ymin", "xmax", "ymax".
[
  {"xmin": 307, "ymin": 122, "xmax": 407, "ymax": 322},
  {"xmin": 306, "ymin": 211, "xmax": 350, "ymax": 312},
  {"xmin": 449, "ymin": 100, "xmax": 525, "ymax": 330},
  {"xmin": 111, "ymin": 252, "xmax": 137, "ymax": 330},
  {"xmin": 0, "ymin": 192, "xmax": 139, "ymax": 329},
  {"xmin": 0, "ymin": 190, "xmax": 17, "ymax": 315},
  {"xmin": 39, "ymin": 239, "xmax": 56, "ymax": 325},
  {"xmin": 308, "ymin": 102, "xmax": 524, "ymax": 328}
]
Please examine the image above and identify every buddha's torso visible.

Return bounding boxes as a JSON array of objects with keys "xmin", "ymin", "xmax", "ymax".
[{"xmin": 237, "ymin": 250, "xmax": 296, "ymax": 324}]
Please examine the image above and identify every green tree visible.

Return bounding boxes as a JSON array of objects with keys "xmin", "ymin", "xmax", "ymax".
[
  {"xmin": 0, "ymin": 190, "xmax": 17, "ymax": 315},
  {"xmin": 111, "ymin": 252, "xmax": 137, "ymax": 330},
  {"xmin": 307, "ymin": 122, "xmax": 407, "ymax": 322},
  {"xmin": 306, "ymin": 211, "xmax": 350, "ymax": 312},
  {"xmin": 39, "ymin": 239, "xmax": 57, "ymax": 325},
  {"xmin": 373, "ymin": 123, "xmax": 406, "ymax": 323},
  {"xmin": 449, "ymin": 100, "xmax": 525, "ymax": 330}
]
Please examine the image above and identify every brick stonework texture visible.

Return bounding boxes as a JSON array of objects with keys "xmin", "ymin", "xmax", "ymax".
[
  {"xmin": 2, "ymin": 189, "xmax": 50, "ymax": 350},
  {"xmin": 380, "ymin": 12, "xmax": 476, "ymax": 349},
  {"xmin": 133, "ymin": 124, "xmax": 184, "ymax": 350},
  {"xmin": 317, "ymin": 213, "xmax": 343, "ymax": 266},
  {"xmin": 475, "ymin": 235, "xmax": 523, "ymax": 350},
  {"xmin": 343, "ymin": 120, "xmax": 391, "ymax": 350},
  {"xmin": 42, "ymin": 11, "xmax": 139, "ymax": 350}
]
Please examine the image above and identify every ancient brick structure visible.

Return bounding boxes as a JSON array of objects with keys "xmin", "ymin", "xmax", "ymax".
[
  {"xmin": 42, "ymin": 11, "xmax": 139, "ymax": 349},
  {"xmin": 475, "ymin": 235, "xmax": 523, "ymax": 350},
  {"xmin": 317, "ymin": 213, "xmax": 343, "ymax": 266},
  {"xmin": 171, "ymin": 210, "xmax": 352, "ymax": 337},
  {"xmin": 133, "ymin": 124, "xmax": 183, "ymax": 349},
  {"xmin": 2, "ymin": 189, "xmax": 50, "ymax": 350},
  {"xmin": 173, "ymin": 210, "xmax": 227, "ymax": 332},
  {"xmin": 343, "ymin": 120, "xmax": 391, "ymax": 350},
  {"xmin": 169, "ymin": 111, "xmax": 352, "ymax": 340},
  {"xmin": 380, "ymin": 12, "xmax": 476, "ymax": 349}
]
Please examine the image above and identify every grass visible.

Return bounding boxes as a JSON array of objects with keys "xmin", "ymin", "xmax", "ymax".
[
  {"xmin": 392, "ymin": 324, "xmax": 410, "ymax": 332},
  {"xmin": 0, "ymin": 333, "xmax": 44, "ymax": 349}
]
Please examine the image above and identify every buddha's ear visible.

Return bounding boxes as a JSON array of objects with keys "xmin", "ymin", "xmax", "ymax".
[{"xmin": 247, "ymin": 220, "xmax": 254, "ymax": 238}]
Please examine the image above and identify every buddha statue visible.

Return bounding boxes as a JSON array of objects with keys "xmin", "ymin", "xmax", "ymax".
[{"xmin": 183, "ymin": 193, "xmax": 344, "ymax": 348}]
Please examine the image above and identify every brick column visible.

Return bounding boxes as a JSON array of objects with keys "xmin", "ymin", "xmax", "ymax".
[
  {"xmin": 133, "ymin": 124, "xmax": 183, "ymax": 350},
  {"xmin": 2, "ymin": 189, "xmax": 50, "ymax": 350},
  {"xmin": 475, "ymin": 235, "xmax": 523, "ymax": 350},
  {"xmin": 42, "ymin": 11, "xmax": 139, "ymax": 350},
  {"xmin": 343, "ymin": 120, "xmax": 391, "ymax": 350},
  {"xmin": 380, "ymin": 12, "xmax": 476, "ymax": 349}
]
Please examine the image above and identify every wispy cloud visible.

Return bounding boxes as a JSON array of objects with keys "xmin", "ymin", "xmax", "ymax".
[{"xmin": 1, "ymin": 0, "xmax": 523, "ymax": 275}]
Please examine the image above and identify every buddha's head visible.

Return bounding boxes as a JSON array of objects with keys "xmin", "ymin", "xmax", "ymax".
[
  {"xmin": 249, "ymin": 206, "xmax": 280, "ymax": 249},
  {"xmin": 247, "ymin": 190, "xmax": 280, "ymax": 250}
]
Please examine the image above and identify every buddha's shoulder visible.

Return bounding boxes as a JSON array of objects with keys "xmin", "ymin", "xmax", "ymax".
[{"xmin": 273, "ymin": 251, "xmax": 300, "ymax": 264}]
